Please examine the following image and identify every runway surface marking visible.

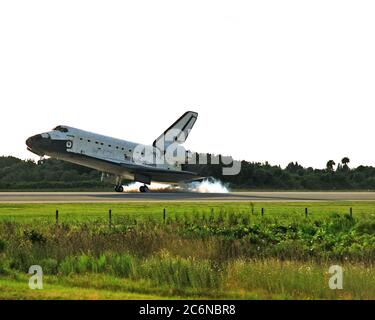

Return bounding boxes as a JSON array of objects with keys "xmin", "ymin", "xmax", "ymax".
[{"xmin": 1, "ymin": 192, "xmax": 375, "ymax": 203}]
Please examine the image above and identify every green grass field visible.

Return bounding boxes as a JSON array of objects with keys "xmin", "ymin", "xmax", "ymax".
[
  {"xmin": 2, "ymin": 201, "xmax": 375, "ymax": 222},
  {"xmin": 1, "ymin": 201, "xmax": 375, "ymax": 300}
]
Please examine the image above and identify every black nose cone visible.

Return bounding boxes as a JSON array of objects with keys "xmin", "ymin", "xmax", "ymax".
[
  {"xmin": 26, "ymin": 134, "xmax": 47, "ymax": 156},
  {"xmin": 26, "ymin": 134, "xmax": 42, "ymax": 149}
]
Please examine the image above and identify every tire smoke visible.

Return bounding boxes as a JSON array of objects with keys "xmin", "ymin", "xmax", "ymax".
[
  {"xmin": 122, "ymin": 182, "xmax": 172, "ymax": 192},
  {"xmin": 121, "ymin": 178, "xmax": 229, "ymax": 193},
  {"xmin": 186, "ymin": 178, "xmax": 229, "ymax": 193}
]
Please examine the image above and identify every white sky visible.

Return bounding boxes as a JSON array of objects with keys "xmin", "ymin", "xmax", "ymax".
[{"xmin": 1, "ymin": 1, "xmax": 375, "ymax": 169}]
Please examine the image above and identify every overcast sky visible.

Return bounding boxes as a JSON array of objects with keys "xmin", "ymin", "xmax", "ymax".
[{"xmin": 1, "ymin": 1, "xmax": 374, "ymax": 169}]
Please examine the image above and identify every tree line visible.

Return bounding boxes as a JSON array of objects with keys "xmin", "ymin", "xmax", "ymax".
[
  {"xmin": 0, "ymin": 156, "xmax": 109, "ymax": 190},
  {"xmin": 1, "ymin": 155, "xmax": 375, "ymax": 190},
  {"xmin": 185, "ymin": 156, "xmax": 375, "ymax": 190}
]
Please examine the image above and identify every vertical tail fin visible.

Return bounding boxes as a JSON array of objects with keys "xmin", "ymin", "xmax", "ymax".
[{"xmin": 153, "ymin": 111, "xmax": 198, "ymax": 151}]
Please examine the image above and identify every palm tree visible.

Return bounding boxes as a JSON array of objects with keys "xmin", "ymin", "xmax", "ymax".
[
  {"xmin": 341, "ymin": 157, "xmax": 350, "ymax": 166},
  {"xmin": 326, "ymin": 160, "xmax": 336, "ymax": 172},
  {"xmin": 341, "ymin": 157, "xmax": 350, "ymax": 171}
]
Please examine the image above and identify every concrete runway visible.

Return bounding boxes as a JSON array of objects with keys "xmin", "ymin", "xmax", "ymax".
[{"xmin": 1, "ymin": 191, "xmax": 375, "ymax": 203}]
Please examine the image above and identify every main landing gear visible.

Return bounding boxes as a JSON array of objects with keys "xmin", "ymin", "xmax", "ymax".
[
  {"xmin": 139, "ymin": 185, "xmax": 149, "ymax": 193},
  {"xmin": 114, "ymin": 185, "xmax": 124, "ymax": 193},
  {"xmin": 114, "ymin": 176, "xmax": 124, "ymax": 193},
  {"xmin": 113, "ymin": 175, "xmax": 149, "ymax": 193}
]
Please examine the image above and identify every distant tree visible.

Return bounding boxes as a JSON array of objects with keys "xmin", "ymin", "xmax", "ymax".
[
  {"xmin": 286, "ymin": 162, "xmax": 304, "ymax": 174},
  {"xmin": 326, "ymin": 160, "xmax": 336, "ymax": 172},
  {"xmin": 341, "ymin": 157, "xmax": 350, "ymax": 171},
  {"xmin": 341, "ymin": 157, "xmax": 350, "ymax": 165},
  {"xmin": 0, "ymin": 156, "xmax": 23, "ymax": 168}
]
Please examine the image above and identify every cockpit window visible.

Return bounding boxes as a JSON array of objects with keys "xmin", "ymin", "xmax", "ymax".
[{"xmin": 53, "ymin": 126, "xmax": 69, "ymax": 132}]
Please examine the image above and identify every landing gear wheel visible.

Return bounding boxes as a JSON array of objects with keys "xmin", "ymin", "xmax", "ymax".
[
  {"xmin": 139, "ymin": 185, "xmax": 149, "ymax": 193},
  {"xmin": 115, "ymin": 185, "xmax": 124, "ymax": 193}
]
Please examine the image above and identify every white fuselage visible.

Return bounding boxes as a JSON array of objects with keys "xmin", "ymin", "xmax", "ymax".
[{"xmin": 26, "ymin": 125, "xmax": 196, "ymax": 184}]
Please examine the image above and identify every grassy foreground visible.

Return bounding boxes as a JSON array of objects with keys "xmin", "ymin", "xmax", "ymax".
[
  {"xmin": 1, "ymin": 201, "xmax": 375, "ymax": 299},
  {"xmin": 2, "ymin": 261, "xmax": 375, "ymax": 300}
]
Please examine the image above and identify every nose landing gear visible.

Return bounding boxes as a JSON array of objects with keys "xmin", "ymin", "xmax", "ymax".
[
  {"xmin": 37, "ymin": 156, "xmax": 45, "ymax": 165},
  {"xmin": 139, "ymin": 185, "xmax": 149, "ymax": 193}
]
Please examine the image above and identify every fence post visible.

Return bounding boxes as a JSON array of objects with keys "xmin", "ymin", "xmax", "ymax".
[
  {"xmin": 250, "ymin": 203, "xmax": 254, "ymax": 215},
  {"xmin": 109, "ymin": 209, "xmax": 112, "ymax": 229},
  {"xmin": 305, "ymin": 207, "xmax": 308, "ymax": 218},
  {"xmin": 350, "ymin": 207, "xmax": 353, "ymax": 218},
  {"xmin": 261, "ymin": 208, "xmax": 264, "ymax": 217},
  {"xmin": 163, "ymin": 208, "xmax": 166, "ymax": 224},
  {"xmin": 55, "ymin": 210, "xmax": 59, "ymax": 225}
]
